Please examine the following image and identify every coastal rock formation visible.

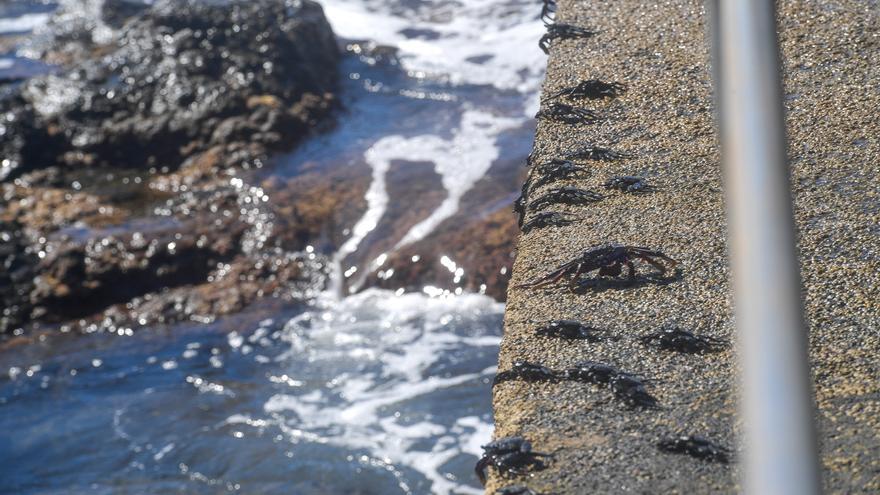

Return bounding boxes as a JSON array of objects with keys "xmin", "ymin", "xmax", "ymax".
[
  {"xmin": 361, "ymin": 208, "xmax": 517, "ymax": 300},
  {"xmin": 0, "ymin": 0, "xmax": 339, "ymax": 335},
  {"xmin": 2, "ymin": 0, "xmax": 338, "ymax": 181},
  {"xmin": 0, "ymin": 220, "xmax": 38, "ymax": 334}
]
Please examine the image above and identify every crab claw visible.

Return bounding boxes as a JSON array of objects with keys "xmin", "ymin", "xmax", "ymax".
[{"xmin": 475, "ymin": 456, "xmax": 492, "ymax": 485}]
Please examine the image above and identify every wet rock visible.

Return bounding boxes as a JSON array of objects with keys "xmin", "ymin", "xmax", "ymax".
[
  {"xmin": 354, "ymin": 150, "xmax": 525, "ymax": 300},
  {"xmin": 1, "ymin": 160, "xmax": 339, "ymax": 334},
  {"xmin": 2, "ymin": 0, "xmax": 339, "ymax": 181},
  {"xmin": 93, "ymin": 250, "xmax": 326, "ymax": 330},
  {"xmin": 0, "ymin": 0, "xmax": 342, "ymax": 335},
  {"xmin": 21, "ymin": 0, "xmax": 151, "ymax": 65},
  {"xmin": 0, "ymin": 220, "xmax": 38, "ymax": 334},
  {"xmin": 362, "ymin": 207, "xmax": 518, "ymax": 300},
  {"xmin": 2, "ymin": 181, "xmax": 131, "ymax": 232},
  {"xmin": 30, "ymin": 212, "xmax": 248, "ymax": 321},
  {"xmin": 268, "ymin": 166, "xmax": 371, "ymax": 253}
]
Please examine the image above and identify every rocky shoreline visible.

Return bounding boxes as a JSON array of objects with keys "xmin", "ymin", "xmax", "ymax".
[
  {"xmin": 1, "ymin": 0, "xmax": 522, "ymax": 339},
  {"xmin": 1, "ymin": 0, "xmax": 340, "ymax": 336}
]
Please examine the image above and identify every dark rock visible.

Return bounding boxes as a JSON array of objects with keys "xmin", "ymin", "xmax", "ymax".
[
  {"xmin": 361, "ymin": 207, "xmax": 518, "ymax": 300},
  {"xmin": 0, "ymin": 220, "xmax": 38, "ymax": 334},
  {"xmin": 30, "ymin": 212, "xmax": 248, "ymax": 321},
  {"xmin": 95, "ymin": 250, "xmax": 325, "ymax": 330},
  {"xmin": 21, "ymin": 0, "xmax": 151, "ymax": 67},
  {"xmin": 2, "ymin": 0, "xmax": 338, "ymax": 181},
  {"xmin": 102, "ymin": 0, "xmax": 152, "ymax": 28},
  {"xmin": 0, "ymin": 0, "xmax": 341, "ymax": 335}
]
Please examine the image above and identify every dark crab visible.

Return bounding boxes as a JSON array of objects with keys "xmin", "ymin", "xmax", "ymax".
[
  {"xmin": 528, "ymin": 186, "xmax": 604, "ymax": 211},
  {"xmin": 522, "ymin": 211, "xmax": 578, "ymax": 234},
  {"xmin": 564, "ymin": 362, "xmax": 658, "ymax": 408},
  {"xmin": 514, "ymin": 181, "xmax": 530, "ymax": 227},
  {"xmin": 493, "ymin": 361, "xmax": 560, "ymax": 386},
  {"xmin": 640, "ymin": 327, "xmax": 728, "ymax": 354},
  {"xmin": 545, "ymin": 80, "xmax": 627, "ymax": 101},
  {"xmin": 528, "ymin": 159, "xmax": 589, "ymax": 189},
  {"xmin": 657, "ymin": 435, "xmax": 732, "ymax": 464},
  {"xmin": 609, "ymin": 373, "xmax": 659, "ymax": 408},
  {"xmin": 540, "ymin": 0, "xmax": 556, "ymax": 25},
  {"xmin": 566, "ymin": 146, "xmax": 631, "ymax": 162},
  {"xmin": 517, "ymin": 244, "xmax": 678, "ymax": 289},
  {"xmin": 539, "ymin": 23, "xmax": 595, "ymax": 54},
  {"xmin": 476, "ymin": 436, "xmax": 551, "ymax": 485},
  {"xmin": 603, "ymin": 176, "xmax": 656, "ymax": 193},
  {"xmin": 516, "ymin": 159, "xmax": 588, "ymax": 223},
  {"xmin": 563, "ymin": 361, "xmax": 620, "ymax": 384},
  {"xmin": 536, "ymin": 320, "xmax": 603, "ymax": 341},
  {"xmin": 535, "ymin": 103, "xmax": 598, "ymax": 125}
]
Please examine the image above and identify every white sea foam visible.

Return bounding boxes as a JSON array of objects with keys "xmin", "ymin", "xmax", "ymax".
[
  {"xmin": 337, "ymin": 107, "xmax": 521, "ymax": 270},
  {"xmin": 322, "ymin": 0, "xmax": 546, "ymax": 96},
  {"xmin": 238, "ymin": 288, "xmax": 502, "ymax": 494},
  {"xmin": 284, "ymin": 1, "xmax": 540, "ymax": 491},
  {"xmin": 0, "ymin": 12, "xmax": 50, "ymax": 34},
  {"xmin": 394, "ymin": 109, "xmax": 522, "ymax": 247},
  {"xmin": 323, "ymin": 0, "xmax": 543, "ymax": 275}
]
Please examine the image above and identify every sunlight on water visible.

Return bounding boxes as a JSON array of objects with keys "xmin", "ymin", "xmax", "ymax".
[
  {"xmin": 258, "ymin": 289, "xmax": 503, "ymax": 494},
  {"xmin": 0, "ymin": 0, "xmax": 546, "ymax": 492}
]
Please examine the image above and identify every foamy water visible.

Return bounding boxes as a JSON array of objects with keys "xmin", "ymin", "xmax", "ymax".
[
  {"xmin": 0, "ymin": 12, "xmax": 50, "ymax": 34},
  {"xmin": 316, "ymin": 0, "xmax": 544, "ymax": 290},
  {"xmin": 276, "ymin": 2, "xmax": 544, "ymax": 487},
  {"xmin": 258, "ymin": 289, "xmax": 503, "ymax": 494},
  {"xmin": 322, "ymin": 0, "xmax": 546, "ymax": 96},
  {"xmin": 0, "ymin": 1, "xmax": 546, "ymax": 493},
  {"xmin": 1, "ymin": 287, "xmax": 505, "ymax": 494}
]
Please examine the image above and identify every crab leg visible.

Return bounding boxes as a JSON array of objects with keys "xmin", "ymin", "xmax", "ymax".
[
  {"xmin": 475, "ymin": 457, "xmax": 492, "ymax": 485},
  {"xmin": 630, "ymin": 248, "xmax": 678, "ymax": 267},
  {"xmin": 517, "ymin": 259, "xmax": 579, "ymax": 288},
  {"xmin": 632, "ymin": 254, "xmax": 674, "ymax": 275}
]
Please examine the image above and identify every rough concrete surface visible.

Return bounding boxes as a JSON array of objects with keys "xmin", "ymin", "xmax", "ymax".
[{"xmin": 490, "ymin": 1, "xmax": 879, "ymax": 493}]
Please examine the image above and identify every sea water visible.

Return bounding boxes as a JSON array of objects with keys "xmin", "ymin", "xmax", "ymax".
[{"xmin": 0, "ymin": 1, "xmax": 545, "ymax": 493}]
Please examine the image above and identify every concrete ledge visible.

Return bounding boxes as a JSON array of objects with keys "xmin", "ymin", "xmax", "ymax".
[{"xmin": 489, "ymin": 1, "xmax": 880, "ymax": 493}]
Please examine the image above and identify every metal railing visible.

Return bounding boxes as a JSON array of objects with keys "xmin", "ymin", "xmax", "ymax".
[{"xmin": 708, "ymin": 1, "xmax": 822, "ymax": 494}]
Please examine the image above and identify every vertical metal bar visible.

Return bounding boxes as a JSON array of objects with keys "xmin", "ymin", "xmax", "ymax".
[{"xmin": 709, "ymin": 2, "xmax": 822, "ymax": 495}]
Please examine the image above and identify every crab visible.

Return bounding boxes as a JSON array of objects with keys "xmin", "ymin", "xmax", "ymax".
[
  {"xmin": 517, "ymin": 244, "xmax": 678, "ymax": 289},
  {"xmin": 516, "ymin": 160, "xmax": 589, "ymax": 223},
  {"xmin": 521, "ymin": 211, "xmax": 578, "ymax": 234},
  {"xmin": 609, "ymin": 373, "xmax": 659, "ymax": 408},
  {"xmin": 494, "ymin": 361, "xmax": 560, "ymax": 386},
  {"xmin": 476, "ymin": 436, "xmax": 552, "ymax": 485},
  {"xmin": 540, "ymin": 0, "xmax": 556, "ymax": 25},
  {"xmin": 564, "ymin": 362, "xmax": 658, "ymax": 408},
  {"xmin": 603, "ymin": 176, "xmax": 656, "ymax": 193},
  {"xmin": 528, "ymin": 159, "xmax": 589, "ymax": 189},
  {"xmin": 539, "ymin": 24, "xmax": 595, "ymax": 54},
  {"xmin": 640, "ymin": 327, "xmax": 728, "ymax": 354},
  {"xmin": 536, "ymin": 320, "xmax": 603, "ymax": 341},
  {"xmin": 657, "ymin": 435, "xmax": 732, "ymax": 464},
  {"xmin": 514, "ymin": 181, "xmax": 530, "ymax": 227},
  {"xmin": 566, "ymin": 146, "xmax": 631, "ymax": 162},
  {"xmin": 528, "ymin": 186, "xmax": 604, "ymax": 211},
  {"xmin": 545, "ymin": 80, "xmax": 627, "ymax": 101},
  {"xmin": 535, "ymin": 103, "xmax": 598, "ymax": 125},
  {"xmin": 563, "ymin": 361, "xmax": 618, "ymax": 384}
]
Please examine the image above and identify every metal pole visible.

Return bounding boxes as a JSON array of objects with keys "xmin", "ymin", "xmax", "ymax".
[{"xmin": 709, "ymin": 2, "xmax": 821, "ymax": 494}]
